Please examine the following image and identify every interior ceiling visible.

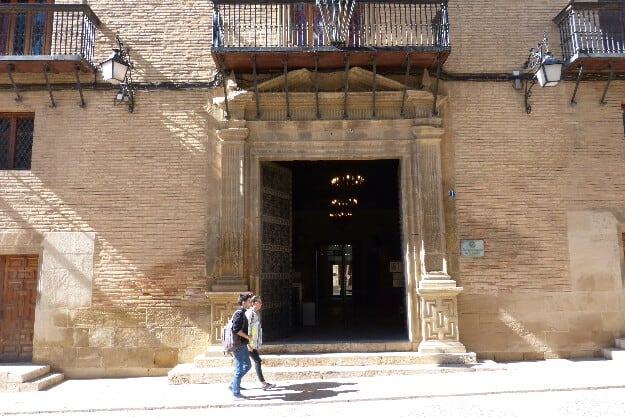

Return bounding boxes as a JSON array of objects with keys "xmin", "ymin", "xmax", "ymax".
[{"xmin": 284, "ymin": 159, "xmax": 400, "ymax": 211}]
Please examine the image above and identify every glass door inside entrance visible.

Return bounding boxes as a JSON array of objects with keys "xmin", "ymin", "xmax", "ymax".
[
  {"xmin": 330, "ymin": 246, "xmax": 352, "ymax": 297},
  {"xmin": 317, "ymin": 243, "xmax": 354, "ymax": 327}
]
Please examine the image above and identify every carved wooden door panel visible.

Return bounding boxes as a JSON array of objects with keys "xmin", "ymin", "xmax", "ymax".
[
  {"xmin": 260, "ymin": 162, "xmax": 292, "ymax": 341},
  {"xmin": 0, "ymin": 255, "xmax": 38, "ymax": 362}
]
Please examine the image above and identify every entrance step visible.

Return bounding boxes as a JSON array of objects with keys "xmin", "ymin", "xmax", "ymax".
[
  {"xmin": 168, "ymin": 345, "xmax": 480, "ymax": 385},
  {"xmin": 602, "ymin": 337, "xmax": 625, "ymax": 360},
  {"xmin": 0, "ymin": 363, "xmax": 65, "ymax": 392}
]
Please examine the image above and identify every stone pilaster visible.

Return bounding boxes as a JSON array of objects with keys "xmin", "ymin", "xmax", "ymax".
[
  {"xmin": 413, "ymin": 119, "xmax": 466, "ymax": 353},
  {"xmin": 413, "ymin": 122, "xmax": 446, "ymax": 275},
  {"xmin": 211, "ymin": 127, "xmax": 250, "ymax": 292}
]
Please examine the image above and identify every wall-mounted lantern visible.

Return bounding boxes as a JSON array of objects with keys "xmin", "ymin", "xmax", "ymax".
[
  {"xmin": 100, "ymin": 34, "xmax": 135, "ymax": 113},
  {"xmin": 522, "ymin": 31, "xmax": 563, "ymax": 113}
]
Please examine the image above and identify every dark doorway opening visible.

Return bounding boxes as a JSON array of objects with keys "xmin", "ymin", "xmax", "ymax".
[{"xmin": 271, "ymin": 159, "xmax": 406, "ymax": 342}]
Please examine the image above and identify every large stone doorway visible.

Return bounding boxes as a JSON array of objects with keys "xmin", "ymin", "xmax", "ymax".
[
  {"xmin": 262, "ymin": 159, "xmax": 406, "ymax": 342},
  {"xmin": 211, "ymin": 67, "xmax": 468, "ymax": 354}
]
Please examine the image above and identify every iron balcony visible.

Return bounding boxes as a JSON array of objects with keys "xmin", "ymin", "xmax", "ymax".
[
  {"xmin": 555, "ymin": 1, "xmax": 625, "ymax": 78},
  {"xmin": 0, "ymin": 4, "xmax": 100, "ymax": 74},
  {"xmin": 212, "ymin": 0, "xmax": 450, "ymax": 73}
]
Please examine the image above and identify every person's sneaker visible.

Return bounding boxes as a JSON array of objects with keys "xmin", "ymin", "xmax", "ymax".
[
  {"xmin": 262, "ymin": 382, "xmax": 276, "ymax": 390},
  {"xmin": 233, "ymin": 393, "xmax": 246, "ymax": 400}
]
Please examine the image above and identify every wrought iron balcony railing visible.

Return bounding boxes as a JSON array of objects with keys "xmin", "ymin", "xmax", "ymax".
[
  {"xmin": 554, "ymin": 1, "xmax": 625, "ymax": 75},
  {"xmin": 212, "ymin": 0, "xmax": 450, "ymax": 72},
  {"xmin": 0, "ymin": 4, "xmax": 100, "ymax": 73}
]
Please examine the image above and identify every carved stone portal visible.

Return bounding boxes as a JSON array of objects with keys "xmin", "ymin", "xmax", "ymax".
[{"xmin": 208, "ymin": 68, "xmax": 467, "ymax": 353}]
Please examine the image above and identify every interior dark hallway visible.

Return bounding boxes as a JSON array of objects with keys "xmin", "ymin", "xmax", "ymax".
[{"xmin": 271, "ymin": 159, "xmax": 407, "ymax": 342}]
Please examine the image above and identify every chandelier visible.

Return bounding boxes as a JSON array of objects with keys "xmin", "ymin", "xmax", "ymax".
[
  {"xmin": 330, "ymin": 174, "xmax": 364, "ymax": 188},
  {"xmin": 329, "ymin": 173, "xmax": 364, "ymax": 219}
]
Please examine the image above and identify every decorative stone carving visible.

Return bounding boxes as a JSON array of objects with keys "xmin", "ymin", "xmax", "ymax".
[
  {"xmin": 205, "ymin": 292, "xmax": 240, "ymax": 345},
  {"xmin": 211, "ymin": 127, "xmax": 250, "ymax": 292},
  {"xmin": 412, "ymin": 119, "xmax": 467, "ymax": 354},
  {"xmin": 417, "ymin": 280, "xmax": 466, "ymax": 353},
  {"xmin": 208, "ymin": 69, "xmax": 469, "ymax": 355}
]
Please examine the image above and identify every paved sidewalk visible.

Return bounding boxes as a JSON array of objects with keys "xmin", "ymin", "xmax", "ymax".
[{"xmin": 1, "ymin": 358, "xmax": 624, "ymax": 415}]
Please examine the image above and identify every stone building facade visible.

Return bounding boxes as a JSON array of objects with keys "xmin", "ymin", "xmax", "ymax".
[{"xmin": 0, "ymin": 0, "xmax": 624, "ymax": 377}]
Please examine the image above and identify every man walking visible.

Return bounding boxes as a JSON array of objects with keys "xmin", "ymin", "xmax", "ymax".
[{"xmin": 230, "ymin": 292, "xmax": 253, "ymax": 399}]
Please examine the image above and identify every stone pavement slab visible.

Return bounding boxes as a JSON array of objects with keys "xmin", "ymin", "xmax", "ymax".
[{"xmin": 0, "ymin": 358, "xmax": 624, "ymax": 415}]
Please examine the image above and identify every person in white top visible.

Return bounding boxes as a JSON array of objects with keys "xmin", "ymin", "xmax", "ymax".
[{"xmin": 246, "ymin": 295, "xmax": 276, "ymax": 390}]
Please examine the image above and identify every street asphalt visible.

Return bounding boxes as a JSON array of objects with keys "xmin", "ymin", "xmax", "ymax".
[{"xmin": 1, "ymin": 358, "xmax": 624, "ymax": 416}]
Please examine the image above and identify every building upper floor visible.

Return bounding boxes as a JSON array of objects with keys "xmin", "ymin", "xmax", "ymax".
[{"xmin": 0, "ymin": 1, "xmax": 625, "ymax": 85}]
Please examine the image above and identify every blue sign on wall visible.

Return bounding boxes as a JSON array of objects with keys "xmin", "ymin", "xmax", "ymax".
[{"xmin": 460, "ymin": 239, "xmax": 484, "ymax": 257}]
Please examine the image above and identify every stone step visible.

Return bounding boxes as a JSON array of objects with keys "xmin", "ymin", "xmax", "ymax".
[
  {"xmin": 1, "ymin": 364, "xmax": 50, "ymax": 383},
  {"xmin": 17, "ymin": 372, "xmax": 65, "ymax": 392},
  {"xmin": 602, "ymin": 347, "xmax": 625, "ymax": 360},
  {"xmin": 615, "ymin": 338, "xmax": 625, "ymax": 349},
  {"xmin": 170, "ymin": 349, "xmax": 479, "ymax": 385},
  {"xmin": 168, "ymin": 359, "xmax": 496, "ymax": 385},
  {"xmin": 0, "ymin": 364, "xmax": 65, "ymax": 392},
  {"xmin": 195, "ymin": 351, "xmax": 476, "ymax": 368}
]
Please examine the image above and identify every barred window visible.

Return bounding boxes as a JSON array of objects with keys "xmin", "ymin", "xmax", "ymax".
[{"xmin": 0, "ymin": 113, "xmax": 34, "ymax": 170}]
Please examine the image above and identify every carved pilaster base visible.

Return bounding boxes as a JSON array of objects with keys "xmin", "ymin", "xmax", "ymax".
[
  {"xmin": 418, "ymin": 340, "xmax": 467, "ymax": 354},
  {"xmin": 416, "ymin": 277, "xmax": 467, "ymax": 354},
  {"xmin": 205, "ymin": 291, "xmax": 242, "ymax": 346}
]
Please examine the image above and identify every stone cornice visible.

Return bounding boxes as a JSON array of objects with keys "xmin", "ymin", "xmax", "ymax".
[
  {"xmin": 216, "ymin": 128, "xmax": 249, "ymax": 142},
  {"xmin": 412, "ymin": 125, "xmax": 445, "ymax": 139}
]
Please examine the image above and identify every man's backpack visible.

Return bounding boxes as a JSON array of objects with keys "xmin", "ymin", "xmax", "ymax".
[{"xmin": 221, "ymin": 317, "xmax": 241, "ymax": 354}]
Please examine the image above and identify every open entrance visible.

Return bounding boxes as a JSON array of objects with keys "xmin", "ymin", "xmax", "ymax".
[{"xmin": 260, "ymin": 159, "xmax": 406, "ymax": 342}]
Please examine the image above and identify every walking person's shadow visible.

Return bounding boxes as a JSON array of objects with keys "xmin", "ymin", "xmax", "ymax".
[{"xmin": 245, "ymin": 381, "xmax": 358, "ymax": 402}]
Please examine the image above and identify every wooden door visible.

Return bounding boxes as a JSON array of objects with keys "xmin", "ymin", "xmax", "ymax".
[
  {"xmin": 0, "ymin": 254, "xmax": 38, "ymax": 362},
  {"xmin": 260, "ymin": 162, "xmax": 292, "ymax": 341}
]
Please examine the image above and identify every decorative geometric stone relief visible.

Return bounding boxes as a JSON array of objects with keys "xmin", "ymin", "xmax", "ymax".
[
  {"xmin": 422, "ymin": 298, "xmax": 458, "ymax": 341},
  {"xmin": 206, "ymin": 292, "xmax": 240, "ymax": 344}
]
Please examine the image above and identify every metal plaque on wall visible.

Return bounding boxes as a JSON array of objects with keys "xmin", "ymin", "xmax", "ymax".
[{"xmin": 460, "ymin": 239, "xmax": 484, "ymax": 257}]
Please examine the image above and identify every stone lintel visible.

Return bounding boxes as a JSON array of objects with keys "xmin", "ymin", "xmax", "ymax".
[
  {"xmin": 0, "ymin": 230, "xmax": 43, "ymax": 254},
  {"xmin": 414, "ymin": 117, "xmax": 442, "ymax": 127}
]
